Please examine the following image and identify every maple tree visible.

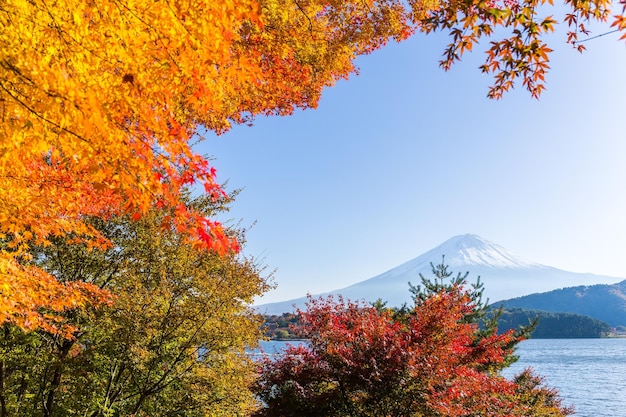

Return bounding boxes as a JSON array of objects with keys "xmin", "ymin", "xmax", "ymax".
[
  {"xmin": 254, "ymin": 263, "xmax": 573, "ymax": 417},
  {"xmin": 0, "ymin": 195, "xmax": 271, "ymax": 416},
  {"xmin": 2, "ymin": 0, "xmax": 624, "ymax": 332}
]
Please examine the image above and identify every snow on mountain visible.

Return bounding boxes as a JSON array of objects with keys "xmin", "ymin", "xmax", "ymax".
[
  {"xmin": 256, "ymin": 234, "xmax": 625, "ymax": 315},
  {"xmin": 432, "ymin": 234, "xmax": 539, "ymax": 269}
]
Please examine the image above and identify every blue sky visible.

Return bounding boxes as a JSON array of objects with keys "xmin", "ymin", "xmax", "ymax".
[{"xmin": 199, "ymin": 23, "xmax": 626, "ymax": 304}]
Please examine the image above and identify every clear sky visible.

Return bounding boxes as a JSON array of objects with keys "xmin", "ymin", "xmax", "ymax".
[{"xmin": 198, "ymin": 21, "xmax": 626, "ymax": 304}]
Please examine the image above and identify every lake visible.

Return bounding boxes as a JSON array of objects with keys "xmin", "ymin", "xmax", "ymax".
[
  {"xmin": 258, "ymin": 338, "xmax": 626, "ymax": 417},
  {"xmin": 502, "ymin": 338, "xmax": 626, "ymax": 417}
]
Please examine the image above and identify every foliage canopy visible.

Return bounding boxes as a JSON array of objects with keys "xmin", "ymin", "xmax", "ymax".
[{"xmin": 1, "ymin": 0, "xmax": 624, "ymax": 331}]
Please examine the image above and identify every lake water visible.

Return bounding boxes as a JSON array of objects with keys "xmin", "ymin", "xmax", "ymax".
[
  {"xmin": 259, "ymin": 339, "xmax": 626, "ymax": 417},
  {"xmin": 502, "ymin": 338, "xmax": 626, "ymax": 417}
]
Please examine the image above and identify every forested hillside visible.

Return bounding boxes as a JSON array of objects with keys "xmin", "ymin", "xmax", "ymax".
[
  {"xmin": 496, "ymin": 308, "xmax": 612, "ymax": 338},
  {"xmin": 495, "ymin": 280, "xmax": 626, "ymax": 327}
]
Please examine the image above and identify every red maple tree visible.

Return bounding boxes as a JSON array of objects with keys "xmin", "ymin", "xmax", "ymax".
[{"xmin": 254, "ymin": 264, "xmax": 573, "ymax": 417}]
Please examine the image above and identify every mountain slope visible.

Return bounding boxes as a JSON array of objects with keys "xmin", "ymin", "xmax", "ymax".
[
  {"xmin": 495, "ymin": 280, "xmax": 626, "ymax": 327},
  {"xmin": 257, "ymin": 234, "xmax": 624, "ymax": 315}
]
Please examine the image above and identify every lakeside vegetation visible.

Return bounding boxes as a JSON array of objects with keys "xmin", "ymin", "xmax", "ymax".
[
  {"xmin": 253, "ymin": 263, "xmax": 573, "ymax": 416},
  {"xmin": 262, "ymin": 313, "xmax": 301, "ymax": 340},
  {"xmin": 264, "ymin": 308, "xmax": 614, "ymax": 340}
]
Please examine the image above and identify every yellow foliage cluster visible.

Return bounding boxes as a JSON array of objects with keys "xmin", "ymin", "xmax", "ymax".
[{"xmin": 0, "ymin": 200, "xmax": 270, "ymax": 415}]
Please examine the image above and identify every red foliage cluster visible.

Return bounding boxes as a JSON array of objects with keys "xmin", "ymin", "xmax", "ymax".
[{"xmin": 254, "ymin": 285, "xmax": 572, "ymax": 417}]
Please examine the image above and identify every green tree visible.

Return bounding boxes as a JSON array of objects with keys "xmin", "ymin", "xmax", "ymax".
[
  {"xmin": 408, "ymin": 259, "xmax": 537, "ymax": 370},
  {"xmin": 0, "ymin": 194, "xmax": 271, "ymax": 416}
]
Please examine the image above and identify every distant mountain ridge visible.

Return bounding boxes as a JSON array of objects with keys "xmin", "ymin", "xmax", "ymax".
[
  {"xmin": 495, "ymin": 280, "xmax": 626, "ymax": 327},
  {"xmin": 256, "ymin": 234, "xmax": 625, "ymax": 315}
]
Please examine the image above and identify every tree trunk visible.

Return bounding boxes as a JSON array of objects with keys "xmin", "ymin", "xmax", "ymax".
[
  {"xmin": 42, "ymin": 339, "xmax": 74, "ymax": 417},
  {"xmin": 0, "ymin": 358, "xmax": 7, "ymax": 417}
]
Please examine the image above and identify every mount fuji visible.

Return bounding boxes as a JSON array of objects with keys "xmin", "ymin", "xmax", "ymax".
[{"xmin": 257, "ymin": 234, "xmax": 625, "ymax": 315}]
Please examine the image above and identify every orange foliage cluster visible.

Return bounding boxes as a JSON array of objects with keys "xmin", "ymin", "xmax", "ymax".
[{"xmin": 0, "ymin": 0, "xmax": 623, "ymax": 333}]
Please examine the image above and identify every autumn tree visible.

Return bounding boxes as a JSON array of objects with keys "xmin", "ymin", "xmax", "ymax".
[
  {"xmin": 0, "ymin": 194, "xmax": 271, "ymax": 416},
  {"xmin": 407, "ymin": 260, "xmax": 538, "ymax": 368},
  {"xmin": 253, "ymin": 263, "xmax": 572, "ymax": 417},
  {"xmin": 2, "ymin": 0, "xmax": 624, "ymax": 332}
]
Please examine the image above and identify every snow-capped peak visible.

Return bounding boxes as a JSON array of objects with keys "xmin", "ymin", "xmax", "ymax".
[{"xmin": 423, "ymin": 234, "xmax": 540, "ymax": 269}]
